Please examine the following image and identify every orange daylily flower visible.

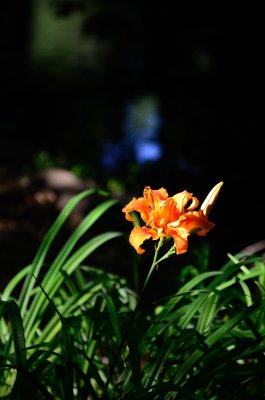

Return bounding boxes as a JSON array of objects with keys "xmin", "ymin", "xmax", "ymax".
[{"xmin": 122, "ymin": 182, "xmax": 223, "ymax": 255}]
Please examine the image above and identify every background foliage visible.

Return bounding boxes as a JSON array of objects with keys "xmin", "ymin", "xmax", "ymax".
[
  {"xmin": 0, "ymin": 190, "xmax": 265, "ymax": 399},
  {"xmin": 0, "ymin": 0, "xmax": 264, "ymax": 294}
]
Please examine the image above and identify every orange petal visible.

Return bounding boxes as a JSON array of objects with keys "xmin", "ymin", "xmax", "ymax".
[
  {"xmin": 144, "ymin": 186, "xmax": 169, "ymax": 209},
  {"xmin": 122, "ymin": 197, "xmax": 150, "ymax": 222},
  {"xmin": 172, "ymin": 190, "xmax": 199, "ymax": 213},
  {"xmin": 147, "ymin": 198, "xmax": 171, "ymax": 230},
  {"xmin": 171, "ymin": 228, "xmax": 189, "ymax": 254},
  {"xmin": 129, "ymin": 225, "xmax": 158, "ymax": 254},
  {"xmin": 179, "ymin": 211, "xmax": 215, "ymax": 236}
]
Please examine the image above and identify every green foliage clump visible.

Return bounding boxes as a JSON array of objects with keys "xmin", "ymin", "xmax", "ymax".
[{"xmin": 1, "ymin": 190, "xmax": 265, "ymax": 399}]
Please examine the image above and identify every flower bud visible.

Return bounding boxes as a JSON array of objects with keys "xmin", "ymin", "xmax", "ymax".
[{"xmin": 200, "ymin": 181, "xmax": 224, "ymax": 216}]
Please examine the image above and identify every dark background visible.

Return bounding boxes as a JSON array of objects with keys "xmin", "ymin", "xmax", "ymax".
[{"xmin": 0, "ymin": 0, "xmax": 264, "ymax": 288}]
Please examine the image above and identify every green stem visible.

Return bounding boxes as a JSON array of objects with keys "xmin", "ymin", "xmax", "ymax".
[
  {"xmin": 154, "ymin": 245, "xmax": 176, "ymax": 266},
  {"xmin": 139, "ymin": 238, "xmax": 165, "ymax": 295},
  {"xmin": 102, "ymin": 238, "xmax": 170, "ymax": 397}
]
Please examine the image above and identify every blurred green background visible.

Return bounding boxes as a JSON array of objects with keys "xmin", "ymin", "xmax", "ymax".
[{"xmin": 0, "ymin": 0, "xmax": 264, "ymax": 284}]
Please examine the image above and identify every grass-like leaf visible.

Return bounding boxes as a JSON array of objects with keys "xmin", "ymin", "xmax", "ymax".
[{"xmin": 1, "ymin": 187, "xmax": 265, "ymax": 399}]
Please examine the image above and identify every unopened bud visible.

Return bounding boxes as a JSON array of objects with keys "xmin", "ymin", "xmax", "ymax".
[{"xmin": 200, "ymin": 181, "xmax": 224, "ymax": 216}]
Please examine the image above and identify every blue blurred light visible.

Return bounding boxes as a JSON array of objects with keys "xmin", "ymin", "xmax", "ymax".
[
  {"xmin": 135, "ymin": 140, "xmax": 162, "ymax": 165},
  {"xmin": 100, "ymin": 95, "xmax": 163, "ymax": 171}
]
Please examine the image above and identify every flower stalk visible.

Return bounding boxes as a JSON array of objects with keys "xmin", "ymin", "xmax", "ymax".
[
  {"xmin": 103, "ymin": 236, "xmax": 171, "ymax": 396},
  {"xmin": 104, "ymin": 181, "xmax": 224, "ymax": 395}
]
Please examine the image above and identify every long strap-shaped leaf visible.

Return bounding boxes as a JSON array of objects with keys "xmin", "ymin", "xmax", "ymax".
[
  {"xmin": 1, "ymin": 265, "xmax": 31, "ymax": 302},
  {"xmin": 142, "ymin": 271, "xmax": 221, "ymax": 342},
  {"xmin": 35, "ymin": 283, "xmax": 103, "ymax": 343},
  {"xmin": 173, "ymin": 299, "xmax": 261, "ymax": 385},
  {"xmin": 22, "ymin": 197, "xmax": 118, "ymax": 336},
  {"xmin": 24, "ymin": 231, "xmax": 122, "ymax": 343},
  {"xmin": 19, "ymin": 189, "xmax": 97, "ymax": 316},
  {"xmin": 37, "ymin": 198, "xmax": 118, "ymax": 291},
  {"xmin": 0, "ymin": 299, "xmax": 26, "ymax": 364}
]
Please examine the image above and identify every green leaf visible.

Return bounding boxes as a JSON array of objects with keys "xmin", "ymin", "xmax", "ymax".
[
  {"xmin": 0, "ymin": 299, "xmax": 26, "ymax": 367},
  {"xmin": 19, "ymin": 189, "xmax": 97, "ymax": 316}
]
